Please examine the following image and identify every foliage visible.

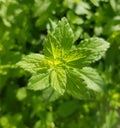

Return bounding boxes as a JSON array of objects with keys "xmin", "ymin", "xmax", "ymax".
[
  {"xmin": 0, "ymin": 0, "xmax": 120, "ymax": 128},
  {"xmin": 17, "ymin": 17, "xmax": 109, "ymax": 98}
]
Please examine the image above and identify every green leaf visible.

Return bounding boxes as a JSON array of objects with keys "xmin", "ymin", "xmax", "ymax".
[
  {"xmin": 90, "ymin": 0, "xmax": 100, "ymax": 6},
  {"xmin": 102, "ymin": 110, "xmax": 118, "ymax": 128},
  {"xmin": 64, "ymin": 49, "xmax": 86, "ymax": 68},
  {"xmin": 42, "ymin": 87, "xmax": 60, "ymax": 102},
  {"xmin": 77, "ymin": 67, "xmax": 105, "ymax": 92},
  {"xmin": 74, "ymin": 1, "xmax": 90, "ymax": 15},
  {"xmin": 16, "ymin": 18, "xmax": 110, "ymax": 98},
  {"xmin": 53, "ymin": 17, "xmax": 74, "ymax": 55},
  {"xmin": 57, "ymin": 100, "xmax": 79, "ymax": 117},
  {"xmin": 77, "ymin": 37, "xmax": 110, "ymax": 67},
  {"xmin": 17, "ymin": 53, "xmax": 47, "ymax": 74},
  {"xmin": 50, "ymin": 68, "xmax": 66, "ymax": 94},
  {"xmin": 66, "ymin": 69, "xmax": 90, "ymax": 99},
  {"xmin": 28, "ymin": 73, "xmax": 49, "ymax": 91},
  {"xmin": 44, "ymin": 33, "xmax": 61, "ymax": 59},
  {"xmin": 67, "ymin": 11, "xmax": 84, "ymax": 25}
]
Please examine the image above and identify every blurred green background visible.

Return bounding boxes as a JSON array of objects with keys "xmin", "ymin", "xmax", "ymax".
[{"xmin": 0, "ymin": 0, "xmax": 120, "ymax": 128}]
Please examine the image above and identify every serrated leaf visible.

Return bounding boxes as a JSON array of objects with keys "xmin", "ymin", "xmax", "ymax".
[
  {"xmin": 44, "ymin": 33, "xmax": 61, "ymax": 59},
  {"xmin": 53, "ymin": 17, "xmax": 74, "ymax": 55},
  {"xmin": 66, "ymin": 69, "xmax": 90, "ymax": 99},
  {"xmin": 28, "ymin": 73, "xmax": 49, "ymax": 91},
  {"xmin": 77, "ymin": 37, "xmax": 110, "ymax": 67},
  {"xmin": 17, "ymin": 17, "xmax": 110, "ymax": 98},
  {"xmin": 17, "ymin": 53, "xmax": 47, "ymax": 74},
  {"xmin": 77, "ymin": 67, "xmax": 105, "ymax": 92},
  {"xmin": 50, "ymin": 68, "xmax": 66, "ymax": 94}
]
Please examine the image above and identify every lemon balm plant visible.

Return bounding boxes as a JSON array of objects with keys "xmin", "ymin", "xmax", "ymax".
[{"xmin": 18, "ymin": 17, "xmax": 109, "ymax": 99}]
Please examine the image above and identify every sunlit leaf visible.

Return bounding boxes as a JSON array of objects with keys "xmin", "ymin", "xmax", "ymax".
[
  {"xmin": 53, "ymin": 17, "xmax": 74, "ymax": 55},
  {"xmin": 66, "ymin": 69, "xmax": 90, "ymax": 99},
  {"xmin": 17, "ymin": 53, "xmax": 47, "ymax": 74},
  {"xmin": 50, "ymin": 68, "xmax": 66, "ymax": 94},
  {"xmin": 28, "ymin": 73, "xmax": 49, "ymax": 91},
  {"xmin": 64, "ymin": 49, "xmax": 86, "ymax": 68},
  {"xmin": 77, "ymin": 37, "xmax": 110, "ymax": 67},
  {"xmin": 77, "ymin": 67, "xmax": 105, "ymax": 92},
  {"xmin": 44, "ymin": 33, "xmax": 61, "ymax": 59}
]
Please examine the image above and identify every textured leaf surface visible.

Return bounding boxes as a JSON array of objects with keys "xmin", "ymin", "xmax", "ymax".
[
  {"xmin": 53, "ymin": 17, "xmax": 74, "ymax": 55},
  {"xmin": 77, "ymin": 37, "xmax": 110, "ymax": 67},
  {"xmin": 17, "ymin": 53, "xmax": 46, "ymax": 73},
  {"xmin": 17, "ymin": 18, "xmax": 110, "ymax": 98},
  {"xmin": 64, "ymin": 49, "xmax": 86, "ymax": 68},
  {"xmin": 50, "ymin": 68, "xmax": 66, "ymax": 94},
  {"xmin": 78, "ymin": 67, "xmax": 105, "ymax": 92},
  {"xmin": 67, "ymin": 69, "xmax": 90, "ymax": 99},
  {"xmin": 44, "ymin": 33, "xmax": 61, "ymax": 59},
  {"xmin": 28, "ymin": 73, "xmax": 49, "ymax": 91}
]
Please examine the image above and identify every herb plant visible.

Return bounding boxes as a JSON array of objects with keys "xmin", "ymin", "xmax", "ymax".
[
  {"xmin": 1, "ymin": 0, "xmax": 120, "ymax": 127},
  {"xmin": 18, "ymin": 17, "xmax": 109, "ymax": 99}
]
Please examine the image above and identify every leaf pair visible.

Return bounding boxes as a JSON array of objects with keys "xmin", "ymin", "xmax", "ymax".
[{"xmin": 17, "ymin": 17, "xmax": 109, "ymax": 99}]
